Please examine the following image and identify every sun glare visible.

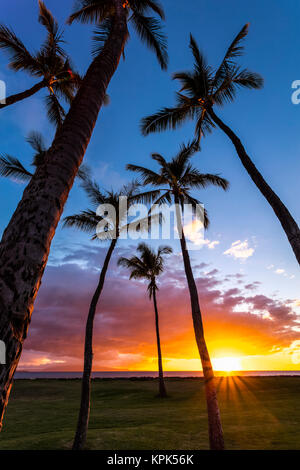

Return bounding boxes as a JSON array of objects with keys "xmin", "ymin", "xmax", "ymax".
[{"xmin": 212, "ymin": 356, "xmax": 242, "ymax": 372}]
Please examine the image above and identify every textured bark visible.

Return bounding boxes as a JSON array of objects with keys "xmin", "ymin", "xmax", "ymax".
[
  {"xmin": 73, "ymin": 238, "xmax": 117, "ymax": 451},
  {"xmin": 0, "ymin": 80, "xmax": 47, "ymax": 109},
  {"xmin": 152, "ymin": 288, "xmax": 167, "ymax": 398},
  {"xmin": 208, "ymin": 108, "xmax": 300, "ymax": 265},
  {"xmin": 174, "ymin": 197, "xmax": 224, "ymax": 450},
  {"xmin": 0, "ymin": 1, "xmax": 128, "ymax": 431}
]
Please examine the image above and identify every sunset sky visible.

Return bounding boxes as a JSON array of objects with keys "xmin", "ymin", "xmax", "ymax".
[{"xmin": 0, "ymin": 0, "xmax": 300, "ymax": 371}]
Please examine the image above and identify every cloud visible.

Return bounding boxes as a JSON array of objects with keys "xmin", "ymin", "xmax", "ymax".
[
  {"xmin": 17, "ymin": 244, "xmax": 300, "ymax": 372},
  {"xmin": 244, "ymin": 282, "xmax": 261, "ymax": 291},
  {"xmin": 207, "ymin": 240, "xmax": 220, "ymax": 249},
  {"xmin": 223, "ymin": 240, "xmax": 254, "ymax": 260},
  {"xmin": 183, "ymin": 220, "xmax": 219, "ymax": 250},
  {"xmin": 267, "ymin": 265, "xmax": 294, "ymax": 279}
]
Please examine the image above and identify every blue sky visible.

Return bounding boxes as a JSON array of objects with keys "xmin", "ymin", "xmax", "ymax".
[{"xmin": 0, "ymin": 0, "xmax": 300, "ymax": 339}]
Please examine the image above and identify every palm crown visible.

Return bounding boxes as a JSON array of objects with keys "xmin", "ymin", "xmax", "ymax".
[
  {"xmin": 68, "ymin": 0, "xmax": 168, "ymax": 70},
  {"xmin": 63, "ymin": 176, "xmax": 161, "ymax": 240},
  {"xmin": 118, "ymin": 242, "xmax": 172, "ymax": 298},
  {"xmin": 127, "ymin": 142, "xmax": 229, "ymax": 228},
  {"xmin": 0, "ymin": 1, "xmax": 81, "ymax": 125},
  {"xmin": 141, "ymin": 24, "xmax": 263, "ymax": 143}
]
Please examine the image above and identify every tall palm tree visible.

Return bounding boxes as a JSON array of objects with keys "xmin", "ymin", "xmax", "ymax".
[
  {"xmin": 64, "ymin": 177, "xmax": 160, "ymax": 450},
  {"xmin": 141, "ymin": 24, "xmax": 300, "ymax": 266},
  {"xmin": 127, "ymin": 142, "xmax": 229, "ymax": 450},
  {"xmin": 118, "ymin": 243, "xmax": 172, "ymax": 399},
  {"xmin": 0, "ymin": 1, "xmax": 81, "ymax": 122},
  {"xmin": 0, "ymin": 0, "xmax": 167, "ymax": 429}
]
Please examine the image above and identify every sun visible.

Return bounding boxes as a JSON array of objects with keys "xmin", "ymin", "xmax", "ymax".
[{"xmin": 212, "ymin": 356, "xmax": 242, "ymax": 372}]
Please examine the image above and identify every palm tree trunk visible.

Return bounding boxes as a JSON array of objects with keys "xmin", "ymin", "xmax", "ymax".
[
  {"xmin": 208, "ymin": 107, "xmax": 300, "ymax": 265},
  {"xmin": 73, "ymin": 238, "xmax": 117, "ymax": 451},
  {"xmin": 174, "ymin": 196, "xmax": 224, "ymax": 450},
  {"xmin": 152, "ymin": 288, "xmax": 167, "ymax": 398},
  {"xmin": 0, "ymin": 79, "xmax": 47, "ymax": 109},
  {"xmin": 0, "ymin": 0, "xmax": 128, "ymax": 431}
]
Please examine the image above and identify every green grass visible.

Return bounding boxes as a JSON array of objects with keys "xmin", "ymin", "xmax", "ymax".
[{"xmin": 0, "ymin": 376, "xmax": 300, "ymax": 450}]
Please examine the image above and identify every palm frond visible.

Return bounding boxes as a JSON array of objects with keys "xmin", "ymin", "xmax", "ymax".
[
  {"xmin": 130, "ymin": 0, "xmax": 165, "ymax": 20},
  {"xmin": 77, "ymin": 164, "xmax": 92, "ymax": 180},
  {"xmin": 63, "ymin": 209, "xmax": 99, "ymax": 233},
  {"xmin": 0, "ymin": 154, "xmax": 33, "ymax": 181},
  {"xmin": 141, "ymin": 103, "xmax": 194, "ymax": 135},
  {"xmin": 183, "ymin": 171, "xmax": 229, "ymax": 191},
  {"xmin": 126, "ymin": 163, "xmax": 163, "ymax": 186},
  {"xmin": 0, "ymin": 25, "xmax": 39, "ymax": 74},
  {"xmin": 189, "ymin": 34, "xmax": 211, "ymax": 83},
  {"xmin": 130, "ymin": 12, "xmax": 168, "ymax": 70},
  {"xmin": 214, "ymin": 66, "xmax": 263, "ymax": 105},
  {"xmin": 172, "ymin": 71, "xmax": 198, "ymax": 96},
  {"xmin": 157, "ymin": 245, "xmax": 172, "ymax": 256},
  {"xmin": 128, "ymin": 189, "xmax": 161, "ymax": 205},
  {"xmin": 173, "ymin": 141, "xmax": 199, "ymax": 166},
  {"xmin": 231, "ymin": 68, "xmax": 263, "ymax": 89},
  {"xmin": 151, "ymin": 152, "xmax": 169, "ymax": 171},
  {"xmin": 182, "ymin": 192, "xmax": 210, "ymax": 229},
  {"xmin": 213, "ymin": 23, "xmax": 249, "ymax": 89},
  {"xmin": 80, "ymin": 177, "xmax": 107, "ymax": 207},
  {"xmin": 150, "ymin": 191, "xmax": 172, "ymax": 208},
  {"xmin": 92, "ymin": 18, "xmax": 113, "ymax": 56},
  {"xmin": 44, "ymin": 93, "xmax": 66, "ymax": 128},
  {"xmin": 38, "ymin": 0, "xmax": 65, "ymax": 57},
  {"xmin": 26, "ymin": 131, "xmax": 47, "ymax": 154},
  {"xmin": 118, "ymin": 255, "xmax": 147, "ymax": 276},
  {"xmin": 67, "ymin": 0, "xmax": 112, "ymax": 25}
]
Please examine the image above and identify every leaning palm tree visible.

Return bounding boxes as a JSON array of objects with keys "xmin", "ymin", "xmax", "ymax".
[
  {"xmin": 141, "ymin": 24, "xmax": 300, "ymax": 265},
  {"xmin": 0, "ymin": 1, "xmax": 81, "ymax": 123},
  {"xmin": 118, "ymin": 243, "xmax": 172, "ymax": 399},
  {"xmin": 64, "ymin": 177, "xmax": 160, "ymax": 450},
  {"xmin": 127, "ymin": 142, "xmax": 229, "ymax": 450},
  {"xmin": 0, "ymin": 0, "xmax": 167, "ymax": 429}
]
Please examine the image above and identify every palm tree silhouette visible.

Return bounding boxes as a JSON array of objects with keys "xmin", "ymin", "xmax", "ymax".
[
  {"xmin": 0, "ymin": 1, "xmax": 81, "ymax": 124},
  {"xmin": 0, "ymin": 1, "xmax": 167, "ymax": 428},
  {"xmin": 68, "ymin": 0, "xmax": 168, "ymax": 70},
  {"xmin": 127, "ymin": 142, "xmax": 229, "ymax": 450},
  {"xmin": 141, "ymin": 24, "xmax": 300, "ymax": 265},
  {"xmin": 118, "ymin": 242, "xmax": 172, "ymax": 399},
  {"xmin": 64, "ymin": 176, "xmax": 160, "ymax": 450}
]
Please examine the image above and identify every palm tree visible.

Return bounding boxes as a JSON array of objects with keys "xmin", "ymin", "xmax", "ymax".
[
  {"xmin": 141, "ymin": 24, "xmax": 300, "ymax": 266},
  {"xmin": 0, "ymin": 0, "xmax": 167, "ymax": 429},
  {"xmin": 127, "ymin": 142, "xmax": 229, "ymax": 450},
  {"xmin": 0, "ymin": 1, "xmax": 81, "ymax": 124},
  {"xmin": 118, "ymin": 243, "xmax": 172, "ymax": 399},
  {"xmin": 64, "ymin": 177, "xmax": 160, "ymax": 450}
]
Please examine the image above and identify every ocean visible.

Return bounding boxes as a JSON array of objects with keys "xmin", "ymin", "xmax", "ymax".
[{"xmin": 14, "ymin": 370, "xmax": 300, "ymax": 379}]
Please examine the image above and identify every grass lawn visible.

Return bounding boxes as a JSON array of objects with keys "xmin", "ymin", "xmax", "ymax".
[{"xmin": 0, "ymin": 376, "xmax": 299, "ymax": 450}]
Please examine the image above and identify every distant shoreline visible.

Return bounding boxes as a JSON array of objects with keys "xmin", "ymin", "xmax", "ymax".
[{"xmin": 15, "ymin": 370, "xmax": 300, "ymax": 380}]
